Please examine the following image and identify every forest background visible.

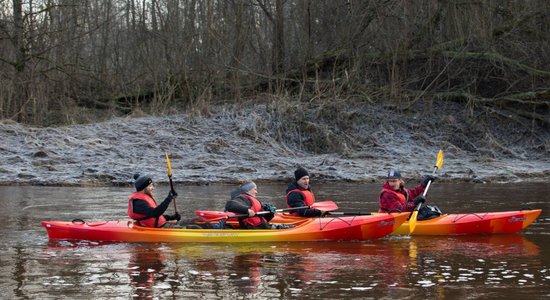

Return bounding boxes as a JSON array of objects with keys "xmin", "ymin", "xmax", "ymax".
[{"xmin": 1, "ymin": 0, "xmax": 549, "ymax": 185}]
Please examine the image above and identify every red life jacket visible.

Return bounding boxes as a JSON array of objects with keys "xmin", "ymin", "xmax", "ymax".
[
  {"xmin": 286, "ymin": 188, "xmax": 316, "ymax": 215},
  {"xmin": 128, "ymin": 192, "xmax": 167, "ymax": 228},
  {"xmin": 240, "ymin": 193, "xmax": 267, "ymax": 228},
  {"xmin": 378, "ymin": 187, "xmax": 408, "ymax": 213}
]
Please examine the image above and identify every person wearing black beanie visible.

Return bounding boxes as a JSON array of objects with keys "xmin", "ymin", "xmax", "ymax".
[
  {"xmin": 294, "ymin": 167, "xmax": 309, "ymax": 182},
  {"xmin": 127, "ymin": 173, "xmax": 181, "ymax": 228},
  {"xmin": 134, "ymin": 174, "xmax": 153, "ymax": 191},
  {"xmin": 285, "ymin": 167, "xmax": 324, "ymax": 217}
]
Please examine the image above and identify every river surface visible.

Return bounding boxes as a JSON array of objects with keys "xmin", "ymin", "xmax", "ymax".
[{"xmin": 0, "ymin": 183, "xmax": 548, "ymax": 299}]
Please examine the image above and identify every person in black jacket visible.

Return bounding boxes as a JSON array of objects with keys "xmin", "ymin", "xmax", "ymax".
[
  {"xmin": 225, "ymin": 181, "xmax": 276, "ymax": 229},
  {"xmin": 128, "ymin": 173, "xmax": 202, "ymax": 228},
  {"xmin": 285, "ymin": 167, "xmax": 324, "ymax": 217}
]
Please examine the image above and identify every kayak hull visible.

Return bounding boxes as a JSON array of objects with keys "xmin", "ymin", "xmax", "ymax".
[
  {"xmin": 267, "ymin": 209, "xmax": 541, "ymax": 235},
  {"xmin": 42, "ymin": 213, "xmax": 408, "ymax": 243},
  {"xmin": 392, "ymin": 209, "xmax": 542, "ymax": 235}
]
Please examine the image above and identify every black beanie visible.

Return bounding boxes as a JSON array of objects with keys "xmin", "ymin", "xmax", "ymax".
[
  {"xmin": 134, "ymin": 173, "xmax": 152, "ymax": 191},
  {"xmin": 294, "ymin": 167, "xmax": 309, "ymax": 181}
]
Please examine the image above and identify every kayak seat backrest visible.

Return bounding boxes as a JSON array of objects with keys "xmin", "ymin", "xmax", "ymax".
[{"xmin": 418, "ymin": 205, "xmax": 443, "ymax": 221}]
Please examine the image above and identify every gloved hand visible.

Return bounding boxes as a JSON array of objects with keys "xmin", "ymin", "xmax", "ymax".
[
  {"xmin": 421, "ymin": 175, "xmax": 436, "ymax": 187},
  {"xmin": 166, "ymin": 190, "xmax": 178, "ymax": 201},
  {"xmin": 320, "ymin": 210, "xmax": 330, "ymax": 217},
  {"xmin": 165, "ymin": 212, "xmax": 181, "ymax": 221},
  {"xmin": 413, "ymin": 195, "xmax": 426, "ymax": 206},
  {"xmin": 262, "ymin": 204, "xmax": 277, "ymax": 213}
]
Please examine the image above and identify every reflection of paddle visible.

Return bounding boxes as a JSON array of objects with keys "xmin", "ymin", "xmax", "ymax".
[
  {"xmin": 409, "ymin": 150, "xmax": 444, "ymax": 234},
  {"xmin": 164, "ymin": 151, "xmax": 178, "ymax": 214},
  {"xmin": 197, "ymin": 201, "xmax": 338, "ymax": 222}
]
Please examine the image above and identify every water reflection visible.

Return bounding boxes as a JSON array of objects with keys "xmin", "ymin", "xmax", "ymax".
[
  {"xmin": 408, "ymin": 235, "xmax": 540, "ymax": 259},
  {"xmin": 1, "ymin": 183, "xmax": 549, "ymax": 298},
  {"xmin": 26, "ymin": 233, "xmax": 545, "ymax": 299},
  {"xmin": 127, "ymin": 244, "xmax": 169, "ymax": 299}
]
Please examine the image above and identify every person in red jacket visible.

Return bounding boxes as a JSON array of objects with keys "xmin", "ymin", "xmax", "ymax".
[
  {"xmin": 225, "ymin": 181, "xmax": 276, "ymax": 229},
  {"xmin": 128, "ymin": 173, "xmax": 199, "ymax": 228},
  {"xmin": 378, "ymin": 169, "xmax": 435, "ymax": 213}
]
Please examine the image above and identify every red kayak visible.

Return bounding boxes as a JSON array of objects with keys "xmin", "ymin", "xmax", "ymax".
[{"xmin": 42, "ymin": 212, "xmax": 409, "ymax": 243}]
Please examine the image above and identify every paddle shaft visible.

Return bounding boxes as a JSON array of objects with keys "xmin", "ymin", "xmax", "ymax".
[
  {"xmin": 328, "ymin": 211, "xmax": 371, "ymax": 216},
  {"xmin": 200, "ymin": 202, "xmax": 339, "ymax": 221},
  {"xmin": 222, "ymin": 205, "xmax": 314, "ymax": 219},
  {"xmin": 165, "ymin": 152, "xmax": 178, "ymax": 214},
  {"xmin": 409, "ymin": 149, "xmax": 444, "ymax": 234},
  {"xmin": 422, "ymin": 166, "xmax": 438, "ymax": 197},
  {"xmin": 197, "ymin": 200, "xmax": 339, "ymax": 222},
  {"xmin": 413, "ymin": 165, "xmax": 438, "ymax": 212},
  {"xmin": 168, "ymin": 176, "xmax": 177, "ymax": 213}
]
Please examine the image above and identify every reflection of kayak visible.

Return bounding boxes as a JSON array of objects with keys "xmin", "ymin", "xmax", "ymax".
[
  {"xmin": 266, "ymin": 209, "xmax": 541, "ymax": 236},
  {"xmin": 407, "ymin": 234, "xmax": 540, "ymax": 257},
  {"xmin": 170, "ymin": 234, "xmax": 540, "ymax": 258},
  {"xmin": 41, "ymin": 213, "xmax": 408, "ymax": 243}
]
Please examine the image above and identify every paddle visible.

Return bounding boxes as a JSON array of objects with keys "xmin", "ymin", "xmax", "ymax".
[
  {"xmin": 165, "ymin": 151, "xmax": 178, "ymax": 214},
  {"xmin": 409, "ymin": 149, "xmax": 444, "ymax": 233},
  {"xmin": 196, "ymin": 200, "xmax": 339, "ymax": 222},
  {"xmin": 327, "ymin": 211, "xmax": 371, "ymax": 216}
]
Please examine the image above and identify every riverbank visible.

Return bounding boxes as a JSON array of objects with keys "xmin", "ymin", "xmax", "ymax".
[{"xmin": 1, "ymin": 100, "xmax": 549, "ymax": 186}]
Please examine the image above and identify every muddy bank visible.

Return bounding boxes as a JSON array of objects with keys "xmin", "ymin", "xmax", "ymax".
[{"xmin": 1, "ymin": 101, "xmax": 549, "ymax": 186}]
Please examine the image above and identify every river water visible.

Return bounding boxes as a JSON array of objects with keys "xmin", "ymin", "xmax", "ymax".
[{"xmin": 0, "ymin": 183, "xmax": 548, "ymax": 299}]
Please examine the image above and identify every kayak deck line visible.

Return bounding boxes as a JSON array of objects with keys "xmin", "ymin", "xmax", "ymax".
[{"xmin": 448, "ymin": 212, "xmax": 529, "ymax": 224}]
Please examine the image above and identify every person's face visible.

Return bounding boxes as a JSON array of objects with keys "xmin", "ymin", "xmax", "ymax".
[
  {"xmin": 387, "ymin": 178, "xmax": 402, "ymax": 190},
  {"xmin": 249, "ymin": 187, "xmax": 258, "ymax": 197},
  {"xmin": 144, "ymin": 182, "xmax": 155, "ymax": 196},
  {"xmin": 297, "ymin": 176, "xmax": 310, "ymax": 189}
]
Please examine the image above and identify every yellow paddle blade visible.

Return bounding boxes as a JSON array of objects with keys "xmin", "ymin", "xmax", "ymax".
[
  {"xmin": 435, "ymin": 149, "xmax": 444, "ymax": 170},
  {"xmin": 409, "ymin": 210, "xmax": 418, "ymax": 234},
  {"xmin": 165, "ymin": 151, "xmax": 173, "ymax": 177}
]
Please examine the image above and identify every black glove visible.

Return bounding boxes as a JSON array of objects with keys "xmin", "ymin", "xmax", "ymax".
[
  {"xmin": 261, "ymin": 204, "xmax": 277, "ymax": 213},
  {"xmin": 413, "ymin": 195, "xmax": 426, "ymax": 206},
  {"xmin": 166, "ymin": 191, "xmax": 178, "ymax": 201},
  {"xmin": 421, "ymin": 175, "xmax": 436, "ymax": 187},
  {"xmin": 319, "ymin": 210, "xmax": 329, "ymax": 217},
  {"xmin": 164, "ymin": 212, "xmax": 181, "ymax": 221}
]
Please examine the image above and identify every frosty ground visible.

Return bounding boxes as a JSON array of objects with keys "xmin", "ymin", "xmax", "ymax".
[{"xmin": 1, "ymin": 101, "xmax": 549, "ymax": 186}]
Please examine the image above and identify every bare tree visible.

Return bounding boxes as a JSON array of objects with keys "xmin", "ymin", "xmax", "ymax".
[{"xmin": 0, "ymin": 0, "xmax": 548, "ymax": 125}]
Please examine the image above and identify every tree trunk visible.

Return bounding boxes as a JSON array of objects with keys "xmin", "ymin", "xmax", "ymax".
[
  {"xmin": 273, "ymin": 0, "xmax": 285, "ymax": 75},
  {"xmin": 11, "ymin": 0, "xmax": 27, "ymax": 122},
  {"xmin": 231, "ymin": 0, "xmax": 245, "ymax": 101}
]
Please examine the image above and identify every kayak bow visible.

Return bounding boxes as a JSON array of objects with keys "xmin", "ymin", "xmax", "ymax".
[{"xmin": 391, "ymin": 209, "xmax": 541, "ymax": 235}]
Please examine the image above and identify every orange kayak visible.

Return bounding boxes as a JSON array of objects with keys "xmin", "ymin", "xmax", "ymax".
[
  {"xmin": 392, "ymin": 209, "xmax": 542, "ymax": 235},
  {"xmin": 41, "ymin": 212, "xmax": 408, "ymax": 243},
  {"xmin": 264, "ymin": 209, "xmax": 542, "ymax": 235}
]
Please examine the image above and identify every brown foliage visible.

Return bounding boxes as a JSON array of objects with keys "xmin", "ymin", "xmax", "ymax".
[{"xmin": 0, "ymin": 0, "xmax": 548, "ymax": 126}]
